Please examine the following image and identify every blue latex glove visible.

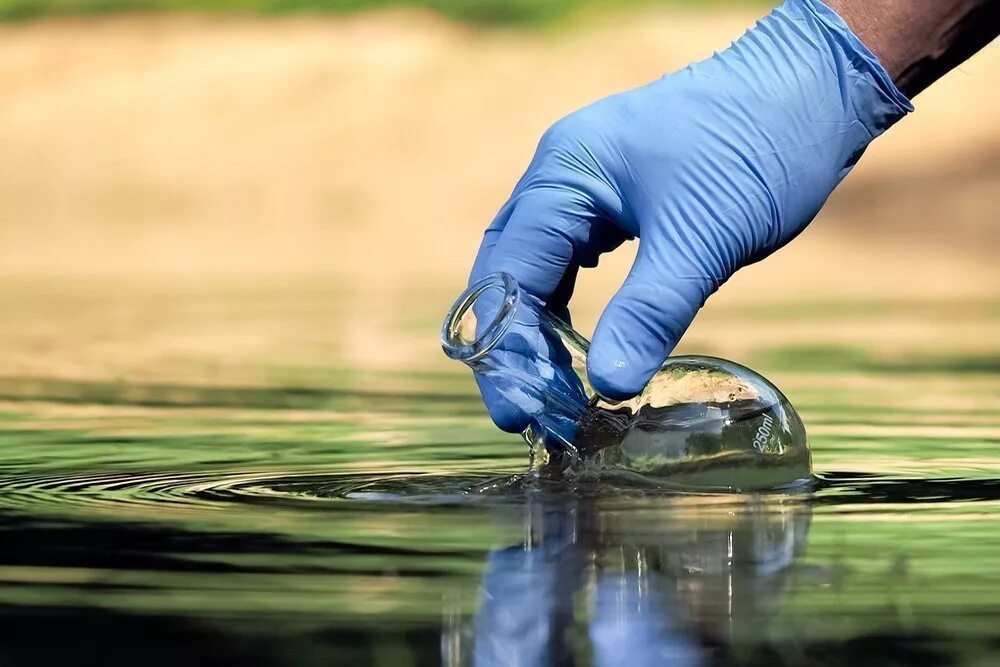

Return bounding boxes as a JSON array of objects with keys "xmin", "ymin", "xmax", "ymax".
[{"xmin": 471, "ymin": 0, "xmax": 911, "ymax": 431}]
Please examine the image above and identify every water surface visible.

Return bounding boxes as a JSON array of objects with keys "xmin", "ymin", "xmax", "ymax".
[{"xmin": 0, "ymin": 280, "xmax": 998, "ymax": 666}]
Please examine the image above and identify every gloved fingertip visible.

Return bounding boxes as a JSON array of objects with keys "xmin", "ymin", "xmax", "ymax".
[
  {"xmin": 587, "ymin": 266, "xmax": 706, "ymax": 401},
  {"xmin": 488, "ymin": 405, "xmax": 530, "ymax": 434},
  {"xmin": 476, "ymin": 376, "xmax": 531, "ymax": 434},
  {"xmin": 586, "ymin": 344, "xmax": 661, "ymax": 402}
]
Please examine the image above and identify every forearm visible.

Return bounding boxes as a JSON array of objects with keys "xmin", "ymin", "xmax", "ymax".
[{"xmin": 825, "ymin": 0, "xmax": 1000, "ymax": 97}]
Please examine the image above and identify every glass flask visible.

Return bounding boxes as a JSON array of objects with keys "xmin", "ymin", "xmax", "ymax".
[{"xmin": 441, "ymin": 272, "xmax": 811, "ymax": 491}]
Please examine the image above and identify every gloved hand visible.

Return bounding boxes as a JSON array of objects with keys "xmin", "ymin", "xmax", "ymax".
[{"xmin": 471, "ymin": 0, "xmax": 911, "ymax": 432}]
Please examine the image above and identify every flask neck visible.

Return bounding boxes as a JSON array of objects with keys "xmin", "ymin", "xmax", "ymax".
[{"xmin": 442, "ymin": 273, "xmax": 597, "ymax": 451}]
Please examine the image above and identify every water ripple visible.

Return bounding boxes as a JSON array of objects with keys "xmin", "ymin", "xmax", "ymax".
[{"xmin": 0, "ymin": 468, "xmax": 999, "ymax": 516}]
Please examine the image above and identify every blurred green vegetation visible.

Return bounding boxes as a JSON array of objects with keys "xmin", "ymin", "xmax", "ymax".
[{"xmin": 0, "ymin": 0, "xmax": 767, "ymax": 24}]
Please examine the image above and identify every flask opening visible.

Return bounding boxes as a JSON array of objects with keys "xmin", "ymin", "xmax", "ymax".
[{"xmin": 441, "ymin": 272, "xmax": 520, "ymax": 362}]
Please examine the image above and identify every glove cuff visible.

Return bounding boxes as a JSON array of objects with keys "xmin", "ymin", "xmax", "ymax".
[{"xmin": 790, "ymin": 0, "xmax": 914, "ymax": 138}]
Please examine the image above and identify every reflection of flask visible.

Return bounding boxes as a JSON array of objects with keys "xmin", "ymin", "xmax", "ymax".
[
  {"xmin": 442, "ymin": 272, "xmax": 811, "ymax": 490},
  {"xmin": 444, "ymin": 492, "xmax": 814, "ymax": 666}
]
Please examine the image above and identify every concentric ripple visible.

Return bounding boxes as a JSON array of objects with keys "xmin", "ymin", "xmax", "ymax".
[
  {"xmin": 0, "ymin": 468, "xmax": 999, "ymax": 516},
  {"xmin": 0, "ymin": 469, "xmax": 521, "ymax": 515}
]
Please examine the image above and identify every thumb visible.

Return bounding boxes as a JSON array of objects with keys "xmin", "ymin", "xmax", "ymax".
[{"xmin": 587, "ymin": 243, "xmax": 715, "ymax": 401}]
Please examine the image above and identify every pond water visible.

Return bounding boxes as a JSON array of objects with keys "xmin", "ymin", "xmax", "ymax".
[{"xmin": 0, "ymin": 279, "xmax": 998, "ymax": 666}]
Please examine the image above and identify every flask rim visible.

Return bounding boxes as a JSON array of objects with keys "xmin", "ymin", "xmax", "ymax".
[{"xmin": 441, "ymin": 272, "xmax": 520, "ymax": 362}]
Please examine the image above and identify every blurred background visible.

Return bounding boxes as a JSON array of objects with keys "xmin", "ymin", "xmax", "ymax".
[{"xmin": 0, "ymin": 0, "xmax": 997, "ymax": 402}]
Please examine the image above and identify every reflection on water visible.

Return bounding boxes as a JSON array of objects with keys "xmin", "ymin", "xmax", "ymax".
[
  {"xmin": 445, "ymin": 491, "xmax": 811, "ymax": 667},
  {"xmin": 0, "ymin": 282, "xmax": 998, "ymax": 665},
  {"xmin": 0, "ymin": 467, "xmax": 999, "ymax": 665}
]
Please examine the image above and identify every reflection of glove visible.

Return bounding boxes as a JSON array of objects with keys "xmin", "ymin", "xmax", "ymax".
[
  {"xmin": 590, "ymin": 573, "xmax": 702, "ymax": 667},
  {"xmin": 473, "ymin": 515, "xmax": 586, "ymax": 666},
  {"xmin": 471, "ymin": 0, "xmax": 911, "ymax": 429}
]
